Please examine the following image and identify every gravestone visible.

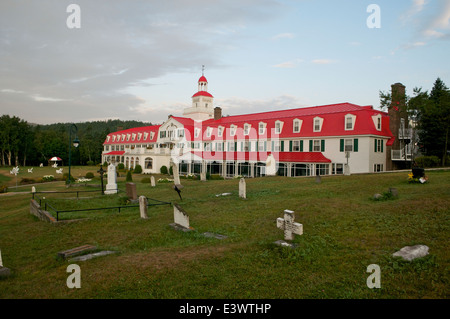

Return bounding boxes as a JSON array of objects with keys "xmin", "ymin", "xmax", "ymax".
[
  {"xmin": 151, "ymin": 175, "xmax": 156, "ymax": 187},
  {"xmin": 69, "ymin": 251, "xmax": 117, "ymax": 262},
  {"xmin": 105, "ymin": 164, "xmax": 118, "ymax": 194},
  {"xmin": 393, "ymin": 245, "xmax": 429, "ymax": 261},
  {"xmin": 170, "ymin": 203, "xmax": 192, "ymax": 232},
  {"xmin": 0, "ymin": 249, "xmax": 11, "ymax": 277},
  {"xmin": 389, "ymin": 188, "xmax": 398, "ymax": 197},
  {"xmin": 239, "ymin": 178, "xmax": 246, "ymax": 199},
  {"xmin": 275, "ymin": 210, "xmax": 303, "ymax": 247},
  {"xmin": 126, "ymin": 182, "xmax": 137, "ymax": 201},
  {"xmin": 315, "ymin": 175, "xmax": 321, "ymax": 184},
  {"xmin": 265, "ymin": 154, "xmax": 277, "ymax": 176},
  {"xmin": 57, "ymin": 245, "xmax": 98, "ymax": 259},
  {"xmin": 31, "ymin": 186, "xmax": 36, "ymax": 193},
  {"xmin": 170, "ymin": 161, "xmax": 181, "ymax": 186},
  {"xmin": 139, "ymin": 196, "xmax": 148, "ymax": 219},
  {"xmin": 200, "ymin": 172, "xmax": 206, "ymax": 182}
]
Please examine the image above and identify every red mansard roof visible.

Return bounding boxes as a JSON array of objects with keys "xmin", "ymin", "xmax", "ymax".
[{"xmin": 103, "ymin": 125, "xmax": 160, "ymax": 144}]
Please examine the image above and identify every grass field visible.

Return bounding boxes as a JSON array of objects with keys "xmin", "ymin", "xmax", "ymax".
[{"xmin": 0, "ymin": 166, "xmax": 449, "ymax": 299}]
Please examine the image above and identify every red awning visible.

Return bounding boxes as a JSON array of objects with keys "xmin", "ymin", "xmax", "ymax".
[
  {"xmin": 104, "ymin": 151, "xmax": 125, "ymax": 155},
  {"xmin": 189, "ymin": 151, "xmax": 331, "ymax": 163}
]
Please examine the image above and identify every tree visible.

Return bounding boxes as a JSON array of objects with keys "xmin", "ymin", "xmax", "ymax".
[{"xmin": 412, "ymin": 78, "xmax": 450, "ymax": 165}]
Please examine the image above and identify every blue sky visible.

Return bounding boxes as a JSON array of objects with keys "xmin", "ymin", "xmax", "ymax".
[{"xmin": 1, "ymin": 0, "xmax": 449, "ymax": 124}]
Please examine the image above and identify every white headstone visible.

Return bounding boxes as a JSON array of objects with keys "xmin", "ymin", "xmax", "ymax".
[
  {"xmin": 0, "ymin": 249, "xmax": 3, "ymax": 267},
  {"xmin": 276, "ymin": 210, "xmax": 303, "ymax": 241},
  {"xmin": 170, "ymin": 161, "xmax": 181, "ymax": 186},
  {"xmin": 239, "ymin": 178, "xmax": 246, "ymax": 199},
  {"xmin": 265, "ymin": 154, "xmax": 277, "ymax": 176},
  {"xmin": 173, "ymin": 203, "xmax": 190, "ymax": 229},
  {"xmin": 105, "ymin": 164, "xmax": 118, "ymax": 194},
  {"xmin": 393, "ymin": 245, "xmax": 429, "ymax": 261},
  {"xmin": 31, "ymin": 186, "xmax": 36, "ymax": 193},
  {"xmin": 151, "ymin": 175, "xmax": 156, "ymax": 187},
  {"xmin": 139, "ymin": 196, "xmax": 148, "ymax": 219},
  {"xmin": 40, "ymin": 163, "xmax": 44, "ymax": 168},
  {"xmin": 200, "ymin": 172, "xmax": 206, "ymax": 182}
]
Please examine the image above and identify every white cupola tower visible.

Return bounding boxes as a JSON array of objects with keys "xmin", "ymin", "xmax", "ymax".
[{"xmin": 183, "ymin": 69, "xmax": 214, "ymax": 121}]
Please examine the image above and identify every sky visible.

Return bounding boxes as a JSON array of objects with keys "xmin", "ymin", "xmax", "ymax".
[{"xmin": 1, "ymin": 0, "xmax": 449, "ymax": 125}]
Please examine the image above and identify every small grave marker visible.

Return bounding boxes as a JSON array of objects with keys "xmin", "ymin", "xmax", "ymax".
[
  {"xmin": 239, "ymin": 178, "xmax": 246, "ymax": 199},
  {"xmin": 170, "ymin": 203, "xmax": 192, "ymax": 232},
  {"xmin": 126, "ymin": 182, "xmax": 137, "ymax": 201},
  {"xmin": 151, "ymin": 175, "xmax": 156, "ymax": 187},
  {"xmin": 139, "ymin": 195, "xmax": 148, "ymax": 219},
  {"xmin": 105, "ymin": 164, "xmax": 118, "ymax": 194},
  {"xmin": 200, "ymin": 172, "xmax": 206, "ymax": 182},
  {"xmin": 275, "ymin": 210, "xmax": 303, "ymax": 247},
  {"xmin": 393, "ymin": 245, "xmax": 429, "ymax": 261},
  {"xmin": 57, "ymin": 245, "xmax": 97, "ymax": 259}
]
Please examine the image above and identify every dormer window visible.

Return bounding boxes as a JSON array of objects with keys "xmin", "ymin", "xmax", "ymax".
[
  {"xmin": 244, "ymin": 124, "xmax": 251, "ymax": 135},
  {"xmin": 275, "ymin": 121, "xmax": 283, "ymax": 134},
  {"xmin": 313, "ymin": 117, "xmax": 323, "ymax": 132},
  {"xmin": 150, "ymin": 131, "xmax": 155, "ymax": 140},
  {"xmin": 194, "ymin": 128, "xmax": 200, "ymax": 138},
  {"xmin": 107, "ymin": 136, "xmax": 111, "ymax": 142},
  {"xmin": 112, "ymin": 136, "xmax": 116, "ymax": 142},
  {"xmin": 372, "ymin": 114, "xmax": 382, "ymax": 131},
  {"xmin": 121, "ymin": 134, "xmax": 125, "ymax": 142},
  {"xmin": 143, "ymin": 132, "xmax": 148, "ymax": 140},
  {"xmin": 259, "ymin": 122, "xmax": 266, "ymax": 135},
  {"xmin": 138, "ymin": 133, "xmax": 142, "ymax": 141},
  {"xmin": 345, "ymin": 114, "xmax": 356, "ymax": 130},
  {"xmin": 218, "ymin": 126, "xmax": 224, "ymax": 137},
  {"xmin": 206, "ymin": 127, "xmax": 212, "ymax": 138},
  {"xmin": 230, "ymin": 125, "xmax": 236, "ymax": 136},
  {"xmin": 132, "ymin": 133, "xmax": 136, "ymax": 141},
  {"xmin": 293, "ymin": 119, "xmax": 302, "ymax": 133}
]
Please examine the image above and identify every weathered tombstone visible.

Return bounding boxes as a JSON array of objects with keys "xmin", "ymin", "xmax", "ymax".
[
  {"xmin": 170, "ymin": 161, "xmax": 181, "ymax": 186},
  {"xmin": 57, "ymin": 245, "xmax": 98, "ymax": 259},
  {"xmin": 275, "ymin": 210, "xmax": 303, "ymax": 247},
  {"xmin": 69, "ymin": 250, "xmax": 117, "ymax": 262},
  {"xmin": 31, "ymin": 186, "xmax": 36, "ymax": 193},
  {"xmin": 265, "ymin": 154, "xmax": 277, "ymax": 176},
  {"xmin": 393, "ymin": 245, "xmax": 429, "ymax": 261},
  {"xmin": 170, "ymin": 203, "xmax": 192, "ymax": 232},
  {"xmin": 239, "ymin": 178, "xmax": 246, "ymax": 199},
  {"xmin": 0, "ymin": 249, "xmax": 11, "ymax": 278},
  {"xmin": 315, "ymin": 175, "xmax": 321, "ymax": 184},
  {"xmin": 200, "ymin": 172, "xmax": 206, "ymax": 182},
  {"xmin": 139, "ymin": 196, "xmax": 148, "ymax": 219},
  {"xmin": 105, "ymin": 164, "xmax": 118, "ymax": 194},
  {"xmin": 126, "ymin": 182, "xmax": 137, "ymax": 201},
  {"xmin": 389, "ymin": 188, "xmax": 398, "ymax": 197},
  {"xmin": 151, "ymin": 175, "xmax": 156, "ymax": 187},
  {"xmin": 373, "ymin": 193, "xmax": 383, "ymax": 200}
]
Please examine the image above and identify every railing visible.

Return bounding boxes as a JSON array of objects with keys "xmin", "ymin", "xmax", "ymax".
[
  {"xmin": 398, "ymin": 128, "xmax": 413, "ymax": 140},
  {"xmin": 391, "ymin": 149, "xmax": 412, "ymax": 161}
]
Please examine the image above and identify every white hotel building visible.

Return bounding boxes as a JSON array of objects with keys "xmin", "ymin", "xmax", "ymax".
[{"xmin": 102, "ymin": 74, "xmax": 397, "ymax": 177}]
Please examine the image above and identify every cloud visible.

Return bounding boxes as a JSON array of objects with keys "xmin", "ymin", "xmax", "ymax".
[
  {"xmin": 271, "ymin": 32, "xmax": 295, "ymax": 40},
  {"xmin": 311, "ymin": 59, "xmax": 335, "ymax": 65},
  {"xmin": 422, "ymin": 0, "xmax": 450, "ymax": 38},
  {"xmin": 272, "ymin": 59, "xmax": 303, "ymax": 68},
  {"xmin": 401, "ymin": 0, "xmax": 427, "ymax": 22}
]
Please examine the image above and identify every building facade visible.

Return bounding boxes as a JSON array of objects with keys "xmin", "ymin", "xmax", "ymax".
[{"xmin": 102, "ymin": 74, "xmax": 396, "ymax": 177}]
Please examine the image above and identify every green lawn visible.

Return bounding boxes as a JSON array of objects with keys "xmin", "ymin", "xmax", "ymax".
[{"xmin": 0, "ymin": 168, "xmax": 449, "ymax": 299}]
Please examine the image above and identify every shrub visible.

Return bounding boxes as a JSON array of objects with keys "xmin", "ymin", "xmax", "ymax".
[
  {"xmin": 160, "ymin": 165, "xmax": 168, "ymax": 175},
  {"xmin": 414, "ymin": 156, "xmax": 440, "ymax": 168},
  {"xmin": 85, "ymin": 172, "xmax": 95, "ymax": 178},
  {"xmin": 126, "ymin": 170, "xmax": 133, "ymax": 182},
  {"xmin": 210, "ymin": 174, "xmax": 224, "ymax": 180},
  {"xmin": 0, "ymin": 185, "xmax": 7, "ymax": 193},
  {"xmin": 63, "ymin": 173, "xmax": 75, "ymax": 184},
  {"xmin": 86, "ymin": 160, "xmax": 95, "ymax": 166},
  {"xmin": 169, "ymin": 165, "xmax": 173, "ymax": 175},
  {"xmin": 117, "ymin": 163, "xmax": 125, "ymax": 170},
  {"xmin": 20, "ymin": 178, "xmax": 35, "ymax": 184},
  {"xmin": 134, "ymin": 164, "xmax": 142, "ymax": 174},
  {"xmin": 42, "ymin": 175, "xmax": 55, "ymax": 182},
  {"xmin": 103, "ymin": 161, "xmax": 109, "ymax": 167}
]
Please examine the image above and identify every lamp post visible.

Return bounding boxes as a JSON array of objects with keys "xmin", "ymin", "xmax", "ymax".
[{"xmin": 67, "ymin": 123, "xmax": 80, "ymax": 186}]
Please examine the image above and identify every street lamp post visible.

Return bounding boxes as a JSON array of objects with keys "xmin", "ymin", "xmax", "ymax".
[{"xmin": 67, "ymin": 123, "xmax": 80, "ymax": 186}]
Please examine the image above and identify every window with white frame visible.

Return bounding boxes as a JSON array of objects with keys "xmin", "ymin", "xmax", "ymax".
[
  {"xmin": 259, "ymin": 122, "xmax": 266, "ymax": 135},
  {"xmin": 374, "ymin": 164, "xmax": 383, "ymax": 172},
  {"xmin": 143, "ymin": 132, "xmax": 148, "ymax": 140},
  {"xmin": 178, "ymin": 129, "xmax": 184, "ymax": 138},
  {"xmin": 218, "ymin": 126, "xmax": 224, "ymax": 137},
  {"xmin": 293, "ymin": 140, "xmax": 301, "ymax": 152},
  {"xmin": 150, "ymin": 131, "xmax": 155, "ymax": 140},
  {"xmin": 345, "ymin": 114, "xmax": 356, "ymax": 130},
  {"xmin": 216, "ymin": 142, "xmax": 223, "ymax": 151},
  {"xmin": 313, "ymin": 140, "xmax": 321, "ymax": 152},
  {"xmin": 275, "ymin": 121, "xmax": 283, "ymax": 134},
  {"xmin": 293, "ymin": 119, "xmax": 302, "ymax": 133},
  {"xmin": 244, "ymin": 124, "xmax": 250, "ymax": 135},
  {"xmin": 107, "ymin": 136, "xmax": 111, "ymax": 142},
  {"xmin": 244, "ymin": 141, "xmax": 250, "ymax": 151},
  {"xmin": 313, "ymin": 117, "xmax": 323, "ymax": 132},
  {"xmin": 194, "ymin": 128, "xmax": 200, "ymax": 138},
  {"xmin": 344, "ymin": 139, "xmax": 353, "ymax": 152},
  {"xmin": 122, "ymin": 135, "xmax": 125, "ymax": 142},
  {"xmin": 228, "ymin": 141, "xmax": 235, "ymax": 151},
  {"xmin": 273, "ymin": 140, "xmax": 281, "ymax": 152},
  {"xmin": 206, "ymin": 127, "xmax": 212, "ymax": 137},
  {"xmin": 204, "ymin": 142, "xmax": 211, "ymax": 151},
  {"xmin": 230, "ymin": 125, "xmax": 236, "ymax": 136}
]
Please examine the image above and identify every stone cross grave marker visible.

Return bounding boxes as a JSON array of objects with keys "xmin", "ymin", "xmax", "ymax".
[
  {"xmin": 276, "ymin": 210, "xmax": 303, "ymax": 241},
  {"xmin": 239, "ymin": 178, "xmax": 246, "ymax": 199},
  {"xmin": 151, "ymin": 175, "xmax": 156, "ymax": 187},
  {"xmin": 105, "ymin": 164, "xmax": 118, "ymax": 194},
  {"xmin": 170, "ymin": 203, "xmax": 191, "ymax": 231},
  {"xmin": 139, "ymin": 196, "xmax": 148, "ymax": 219},
  {"xmin": 126, "ymin": 182, "xmax": 137, "ymax": 201}
]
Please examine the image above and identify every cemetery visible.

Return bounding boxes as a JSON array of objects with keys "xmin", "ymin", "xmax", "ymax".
[{"xmin": 0, "ymin": 164, "xmax": 449, "ymax": 299}]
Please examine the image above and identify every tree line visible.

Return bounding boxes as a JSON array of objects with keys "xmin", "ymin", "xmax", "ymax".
[
  {"xmin": 0, "ymin": 117, "xmax": 152, "ymax": 167},
  {"xmin": 380, "ymin": 77, "xmax": 450, "ymax": 166}
]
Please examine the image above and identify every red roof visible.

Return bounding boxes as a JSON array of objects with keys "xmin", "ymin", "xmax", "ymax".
[
  {"xmin": 198, "ymin": 76, "xmax": 207, "ymax": 82},
  {"xmin": 192, "ymin": 91, "xmax": 213, "ymax": 98},
  {"xmin": 188, "ymin": 151, "xmax": 330, "ymax": 163},
  {"xmin": 103, "ymin": 151, "xmax": 125, "ymax": 156},
  {"xmin": 103, "ymin": 125, "xmax": 160, "ymax": 144}
]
